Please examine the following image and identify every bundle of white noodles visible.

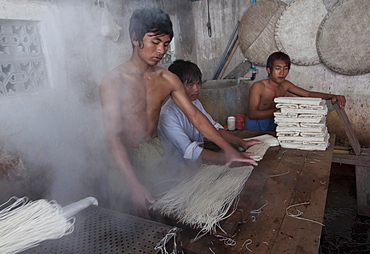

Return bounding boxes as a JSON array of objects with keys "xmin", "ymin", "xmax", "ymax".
[
  {"xmin": 151, "ymin": 164, "xmax": 253, "ymax": 235},
  {"xmin": 0, "ymin": 196, "xmax": 75, "ymax": 254}
]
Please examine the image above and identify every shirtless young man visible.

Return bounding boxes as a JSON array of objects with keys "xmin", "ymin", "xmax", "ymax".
[
  {"xmin": 246, "ymin": 51, "xmax": 346, "ymax": 132},
  {"xmin": 99, "ymin": 7, "xmax": 257, "ymax": 219}
]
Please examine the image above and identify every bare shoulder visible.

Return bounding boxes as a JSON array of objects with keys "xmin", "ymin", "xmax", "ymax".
[
  {"xmin": 281, "ymin": 79, "xmax": 296, "ymax": 89},
  {"xmin": 101, "ymin": 64, "xmax": 127, "ymax": 88},
  {"xmin": 253, "ymin": 79, "xmax": 268, "ymax": 86},
  {"xmin": 159, "ymin": 66, "xmax": 182, "ymax": 89},
  {"xmin": 250, "ymin": 79, "xmax": 268, "ymax": 91},
  {"xmin": 100, "ymin": 63, "xmax": 139, "ymax": 98}
]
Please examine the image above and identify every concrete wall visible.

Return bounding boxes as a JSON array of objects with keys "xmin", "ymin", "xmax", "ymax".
[
  {"xmin": 191, "ymin": 0, "xmax": 250, "ymax": 80},
  {"xmin": 0, "ymin": 0, "xmax": 111, "ymax": 205},
  {"xmin": 192, "ymin": 0, "xmax": 370, "ymax": 147}
]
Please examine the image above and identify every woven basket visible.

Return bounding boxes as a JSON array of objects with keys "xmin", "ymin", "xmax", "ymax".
[
  {"xmin": 275, "ymin": 0, "xmax": 327, "ymax": 66},
  {"xmin": 317, "ymin": 0, "xmax": 370, "ymax": 75},
  {"xmin": 238, "ymin": 0, "xmax": 286, "ymax": 66}
]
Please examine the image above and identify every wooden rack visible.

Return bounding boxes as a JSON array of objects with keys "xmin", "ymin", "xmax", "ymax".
[{"xmin": 331, "ymin": 102, "xmax": 370, "ymax": 217}]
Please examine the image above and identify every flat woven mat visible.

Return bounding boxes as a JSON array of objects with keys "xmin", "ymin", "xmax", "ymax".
[
  {"xmin": 317, "ymin": 0, "xmax": 370, "ymax": 75},
  {"xmin": 238, "ymin": 0, "xmax": 286, "ymax": 66},
  {"xmin": 275, "ymin": 0, "xmax": 327, "ymax": 66}
]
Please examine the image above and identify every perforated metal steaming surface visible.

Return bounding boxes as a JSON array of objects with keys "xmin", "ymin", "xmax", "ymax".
[{"xmin": 22, "ymin": 205, "xmax": 174, "ymax": 254}]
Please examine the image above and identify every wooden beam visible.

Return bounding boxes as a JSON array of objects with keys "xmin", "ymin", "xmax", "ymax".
[
  {"xmin": 332, "ymin": 153, "xmax": 370, "ymax": 167},
  {"xmin": 223, "ymin": 60, "xmax": 252, "ymax": 79},
  {"xmin": 333, "ymin": 102, "xmax": 361, "ymax": 155},
  {"xmin": 361, "ymin": 148, "xmax": 370, "ymax": 154},
  {"xmin": 216, "ymin": 38, "xmax": 240, "ymax": 80},
  {"xmin": 212, "ymin": 22, "xmax": 240, "ymax": 80}
]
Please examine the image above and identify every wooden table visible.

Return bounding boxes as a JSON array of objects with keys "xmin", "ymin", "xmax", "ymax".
[{"xmin": 178, "ymin": 130, "xmax": 335, "ymax": 254}]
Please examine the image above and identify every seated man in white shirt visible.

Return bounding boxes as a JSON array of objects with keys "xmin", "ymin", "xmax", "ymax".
[{"xmin": 158, "ymin": 60, "xmax": 261, "ymax": 165}]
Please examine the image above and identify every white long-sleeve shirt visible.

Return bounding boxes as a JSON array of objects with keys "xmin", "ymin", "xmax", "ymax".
[{"xmin": 158, "ymin": 98, "xmax": 223, "ymax": 161}]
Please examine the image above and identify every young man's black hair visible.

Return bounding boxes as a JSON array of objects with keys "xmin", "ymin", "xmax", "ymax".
[
  {"xmin": 266, "ymin": 51, "xmax": 291, "ymax": 71},
  {"xmin": 168, "ymin": 59, "xmax": 202, "ymax": 84},
  {"xmin": 129, "ymin": 7, "xmax": 173, "ymax": 48}
]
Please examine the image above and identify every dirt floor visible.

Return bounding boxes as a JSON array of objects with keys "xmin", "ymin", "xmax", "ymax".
[{"xmin": 320, "ymin": 163, "xmax": 370, "ymax": 254}]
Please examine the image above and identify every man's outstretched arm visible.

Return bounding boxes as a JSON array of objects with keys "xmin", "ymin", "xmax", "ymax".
[
  {"xmin": 287, "ymin": 82, "xmax": 346, "ymax": 108},
  {"xmin": 168, "ymin": 74, "xmax": 258, "ymax": 166}
]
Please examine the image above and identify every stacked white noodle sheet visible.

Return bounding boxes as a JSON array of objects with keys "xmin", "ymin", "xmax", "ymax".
[{"xmin": 274, "ymin": 97, "xmax": 329, "ymax": 151}]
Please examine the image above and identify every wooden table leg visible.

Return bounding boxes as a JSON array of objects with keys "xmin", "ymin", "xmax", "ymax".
[{"xmin": 355, "ymin": 166, "xmax": 370, "ymax": 217}]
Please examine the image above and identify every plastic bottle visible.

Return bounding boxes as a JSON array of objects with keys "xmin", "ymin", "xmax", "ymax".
[
  {"xmin": 227, "ymin": 116, "xmax": 236, "ymax": 131},
  {"xmin": 251, "ymin": 64, "xmax": 257, "ymax": 80}
]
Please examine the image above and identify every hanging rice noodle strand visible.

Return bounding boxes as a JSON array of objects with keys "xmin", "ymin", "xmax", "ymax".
[
  {"xmin": 151, "ymin": 164, "xmax": 254, "ymax": 235},
  {"xmin": 0, "ymin": 197, "xmax": 75, "ymax": 254}
]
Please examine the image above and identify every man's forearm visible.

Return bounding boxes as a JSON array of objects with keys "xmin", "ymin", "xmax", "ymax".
[
  {"xmin": 307, "ymin": 91, "xmax": 334, "ymax": 100},
  {"xmin": 218, "ymin": 129, "xmax": 243, "ymax": 147},
  {"xmin": 199, "ymin": 149, "xmax": 226, "ymax": 164},
  {"xmin": 108, "ymin": 138, "xmax": 142, "ymax": 190},
  {"xmin": 196, "ymin": 117, "xmax": 234, "ymax": 152}
]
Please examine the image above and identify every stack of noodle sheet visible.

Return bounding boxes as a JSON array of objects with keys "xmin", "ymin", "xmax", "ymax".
[{"xmin": 274, "ymin": 97, "xmax": 329, "ymax": 150}]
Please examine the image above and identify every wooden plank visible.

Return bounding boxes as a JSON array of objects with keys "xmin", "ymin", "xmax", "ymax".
[
  {"xmin": 217, "ymin": 38, "xmax": 240, "ymax": 80},
  {"xmin": 171, "ymin": 131, "xmax": 334, "ymax": 253},
  {"xmin": 225, "ymin": 148, "xmax": 310, "ymax": 253},
  {"xmin": 332, "ymin": 153, "xmax": 370, "ymax": 166},
  {"xmin": 333, "ymin": 102, "xmax": 361, "ymax": 155},
  {"xmin": 179, "ymin": 228, "xmax": 229, "ymax": 254},
  {"xmin": 212, "ymin": 22, "xmax": 240, "ymax": 80},
  {"xmin": 355, "ymin": 166, "xmax": 370, "ymax": 217},
  {"xmin": 332, "ymin": 103, "xmax": 370, "ymax": 217},
  {"xmin": 223, "ymin": 60, "xmax": 252, "ymax": 79},
  {"xmin": 181, "ymin": 145, "xmax": 291, "ymax": 253},
  {"xmin": 361, "ymin": 148, "xmax": 370, "ymax": 154},
  {"xmin": 181, "ymin": 146, "xmax": 285, "ymax": 253},
  {"xmin": 270, "ymin": 135, "xmax": 334, "ymax": 254}
]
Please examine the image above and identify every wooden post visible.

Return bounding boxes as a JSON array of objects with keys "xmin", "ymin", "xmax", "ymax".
[
  {"xmin": 217, "ymin": 38, "xmax": 240, "ymax": 80},
  {"xmin": 356, "ymin": 166, "xmax": 370, "ymax": 217},
  {"xmin": 332, "ymin": 102, "xmax": 370, "ymax": 217}
]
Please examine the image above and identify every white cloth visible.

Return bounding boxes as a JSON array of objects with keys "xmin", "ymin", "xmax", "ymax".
[
  {"xmin": 101, "ymin": 2, "xmax": 122, "ymax": 41},
  {"xmin": 158, "ymin": 98, "xmax": 223, "ymax": 161}
]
